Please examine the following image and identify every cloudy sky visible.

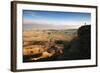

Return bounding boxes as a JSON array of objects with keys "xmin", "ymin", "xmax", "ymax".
[{"xmin": 22, "ymin": 10, "xmax": 91, "ymax": 30}]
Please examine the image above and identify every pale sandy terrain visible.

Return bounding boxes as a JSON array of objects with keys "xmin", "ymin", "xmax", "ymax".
[{"xmin": 23, "ymin": 30, "xmax": 77, "ymax": 61}]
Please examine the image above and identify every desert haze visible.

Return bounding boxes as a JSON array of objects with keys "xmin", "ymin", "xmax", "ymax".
[{"xmin": 22, "ymin": 10, "xmax": 91, "ymax": 62}]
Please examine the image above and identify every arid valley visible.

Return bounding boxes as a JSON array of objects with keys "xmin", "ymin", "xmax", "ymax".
[{"xmin": 23, "ymin": 29, "xmax": 77, "ymax": 62}]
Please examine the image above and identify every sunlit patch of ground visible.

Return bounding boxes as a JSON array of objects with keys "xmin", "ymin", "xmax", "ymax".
[{"xmin": 23, "ymin": 30, "xmax": 77, "ymax": 62}]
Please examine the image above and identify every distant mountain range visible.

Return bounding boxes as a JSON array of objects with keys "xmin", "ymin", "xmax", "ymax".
[{"xmin": 23, "ymin": 22, "xmax": 84, "ymax": 31}]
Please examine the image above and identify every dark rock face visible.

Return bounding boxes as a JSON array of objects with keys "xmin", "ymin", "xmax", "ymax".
[
  {"xmin": 78, "ymin": 25, "xmax": 91, "ymax": 59},
  {"xmin": 63, "ymin": 25, "xmax": 91, "ymax": 60}
]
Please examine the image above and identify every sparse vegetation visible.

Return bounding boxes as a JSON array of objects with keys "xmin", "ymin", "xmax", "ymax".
[{"xmin": 23, "ymin": 29, "xmax": 77, "ymax": 62}]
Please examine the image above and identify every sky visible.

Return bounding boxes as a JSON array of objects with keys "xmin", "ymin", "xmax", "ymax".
[{"xmin": 22, "ymin": 10, "xmax": 91, "ymax": 30}]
